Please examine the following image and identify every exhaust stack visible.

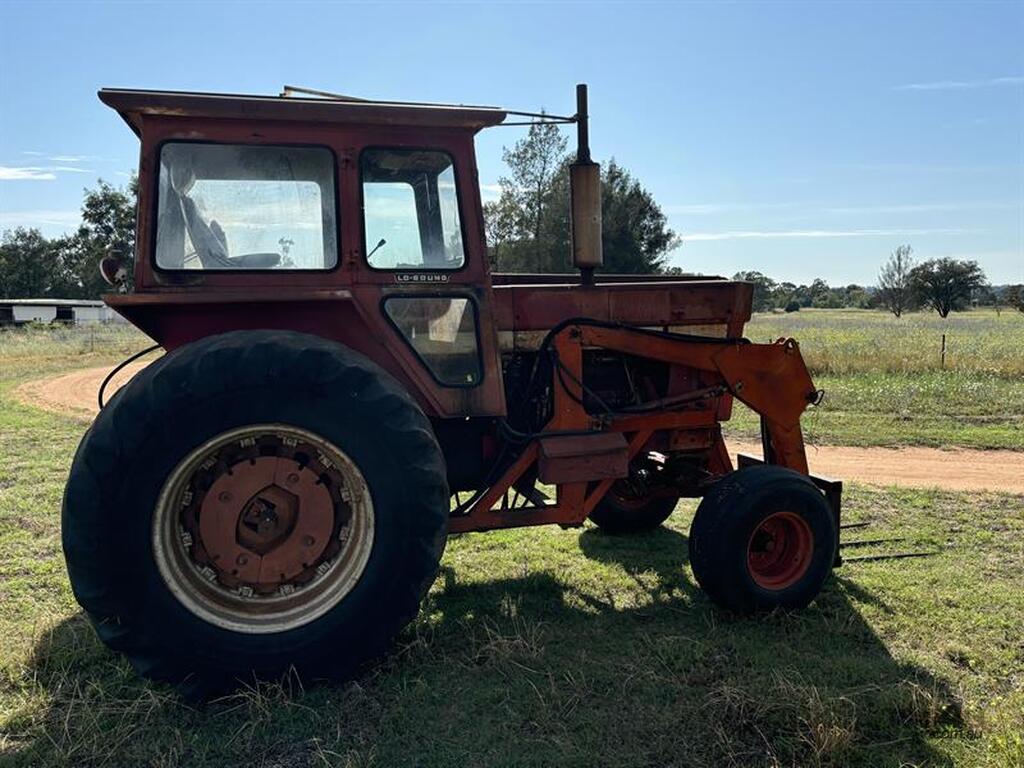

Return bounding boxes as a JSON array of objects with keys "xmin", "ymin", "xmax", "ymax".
[{"xmin": 570, "ymin": 84, "xmax": 602, "ymax": 285}]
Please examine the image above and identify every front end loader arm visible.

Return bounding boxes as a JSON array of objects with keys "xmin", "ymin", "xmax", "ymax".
[{"xmin": 572, "ymin": 326, "xmax": 818, "ymax": 474}]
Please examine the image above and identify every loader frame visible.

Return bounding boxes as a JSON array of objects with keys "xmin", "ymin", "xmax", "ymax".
[{"xmin": 450, "ymin": 322, "xmax": 820, "ymax": 533}]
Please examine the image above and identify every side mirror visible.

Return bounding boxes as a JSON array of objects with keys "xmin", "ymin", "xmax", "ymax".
[{"xmin": 99, "ymin": 248, "xmax": 129, "ymax": 292}]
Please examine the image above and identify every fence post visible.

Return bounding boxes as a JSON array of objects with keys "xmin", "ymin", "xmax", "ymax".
[{"xmin": 940, "ymin": 333, "xmax": 946, "ymax": 370}]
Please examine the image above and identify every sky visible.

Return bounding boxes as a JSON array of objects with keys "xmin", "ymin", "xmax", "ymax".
[{"xmin": 0, "ymin": 0, "xmax": 1021, "ymax": 285}]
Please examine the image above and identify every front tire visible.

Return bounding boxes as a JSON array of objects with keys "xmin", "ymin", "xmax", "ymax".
[
  {"xmin": 688, "ymin": 465, "xmax": 836, "ymax": 612},
  {"xmin": 62, "ymin": 330, "xmax": 448, "ymax": 693}
]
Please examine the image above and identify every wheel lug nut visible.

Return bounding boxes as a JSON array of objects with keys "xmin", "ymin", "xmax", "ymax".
[
  {"xmin": 219, "ymin": 491, "xmax": 232, "ymax": 503},
  {"xmin": 286, "ymin": 473, "xmax": 300, "ymax": 485},
  {"xmin": 302, "ymin": 535, "xmax": 315, "ymax": 547},
  {"xmin": 236, "ymin": 554, "xmax": 248, "ymax": 565}
]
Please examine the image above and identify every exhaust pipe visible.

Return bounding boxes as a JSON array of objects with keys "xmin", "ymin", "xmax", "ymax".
[{"xmin": 570, "ymin": 84, "xmax": 602, "ymax": 286}]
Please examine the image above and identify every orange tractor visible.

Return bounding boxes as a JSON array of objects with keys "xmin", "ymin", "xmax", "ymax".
[{"xmin": 64, "ymin": 84, "xmax": 841, "ymax": 693}]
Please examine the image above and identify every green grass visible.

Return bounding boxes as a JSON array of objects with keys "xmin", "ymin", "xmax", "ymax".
[
  {"xmin": 3, "ymin": 309, "xmax": 1022, "ymax": 451},
  {"xmin": 724, "ymin": 309, "xmax": 1024, "ymax": 450},
  {"xmin": 1, "ymin": 385, "xmax": 1023, "ymax": 766},
  {"xmin": 743, "ymin": 308, "xmax": 1024, "ymax": 378},
  {"xmin": 0, "ymin": 323, "xmax": 148, "ymax": 384},
  {"xmin": 1, "ymin": 312, "xmax": 1022, "ymax": 766}
]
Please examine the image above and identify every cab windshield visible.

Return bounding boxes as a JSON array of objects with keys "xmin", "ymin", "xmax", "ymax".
[{"xmin": 155, "ymin": 143, "xmax": 338, "ymax": 271}]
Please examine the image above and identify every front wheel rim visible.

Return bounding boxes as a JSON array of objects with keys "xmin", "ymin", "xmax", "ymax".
[
  {"xmin": 153, "ymin": 424, "xmax": 374, "ymax": 634},
  {"xmin": 746, "ymin": 511, "xmax": 814, "ymax": 590}
]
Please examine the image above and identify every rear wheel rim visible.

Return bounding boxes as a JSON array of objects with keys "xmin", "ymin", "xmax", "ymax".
[
  {"xmin": 746, "ymin": 511, "xmax": 813, "ymax": 590},
  {"xmin": 153, "ymin": 424, "xmax": 374, "ymax": 634}
]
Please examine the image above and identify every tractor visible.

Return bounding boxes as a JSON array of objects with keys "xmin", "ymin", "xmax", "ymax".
[{"xmin": 63, "ymin": 84, "xmax": 842, "ymax": 693}]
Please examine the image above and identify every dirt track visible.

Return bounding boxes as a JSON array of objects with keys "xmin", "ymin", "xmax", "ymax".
[
  {"xmin": 13, "ymin": 364, "xmax": 1024, "ymax": 494},
  {"xmin": 15, "ymin": 361, "xmax": 151, "ymax": 418},
  {"xmin": 728, "ymin": 442, "xmax": 1023, "ymax": 494}
]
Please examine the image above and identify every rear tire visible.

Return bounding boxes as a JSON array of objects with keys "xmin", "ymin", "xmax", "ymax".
[
  {"xmin": 62, "ymin": 330, "xmax": 448, "ymax": 694},
  {"xmin": 688, "ymin": 465, "xmax": 835, "ymax": 612},
  {"xmin": 588, "ymin": 453, "xmax": 678, "ymax": 534},
  {"xmin": 588, "ymin": 489, "xmax": 677, "ymax": 534}
]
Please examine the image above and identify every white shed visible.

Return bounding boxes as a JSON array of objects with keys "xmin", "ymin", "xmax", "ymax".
[
  {"xmin": 0, "ymin": 299, "xmax": 124, "ymax": 326},
  {"xmin": 12, "ymin": 303, "xmax": 57, "ymax": 323}
]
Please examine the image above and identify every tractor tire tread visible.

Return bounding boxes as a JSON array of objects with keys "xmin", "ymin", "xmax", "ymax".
[{"xmin": 62, "ymin": 330, "xmax": 448, "ymax": 693}]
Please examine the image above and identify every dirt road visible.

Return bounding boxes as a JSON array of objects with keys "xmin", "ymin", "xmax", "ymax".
[
  {"xmin": 728, "ymin": 441, "xmax": 1023, "ymax": 494},
  {"xmin": 15, "ymin": 361, "xmax": 151, "ymax": 418},
  {"xmin": 13, "ymin": 363, "xmax": 1024, "ymax": 494}
]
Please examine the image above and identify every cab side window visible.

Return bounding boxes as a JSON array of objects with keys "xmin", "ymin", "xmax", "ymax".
[
  {"xmin": 156, "ymin": 143, "xmax": 337, "ymax": 271},
  {"xmin": 383, "ymin": 297, "xmax": 481, "ymax": 386},
  {"xmin": 361, "ymin": 149, "xmax": 465, "ymax": 270}
]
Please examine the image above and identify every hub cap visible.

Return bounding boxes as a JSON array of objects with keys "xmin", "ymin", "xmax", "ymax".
[
  {"xmin": 153, "ymin": 424, "xmax": 374, "ymax": 633},
  {"xmin": 746, "ymin": 511, "xmax": 813, "ymax": 590}
]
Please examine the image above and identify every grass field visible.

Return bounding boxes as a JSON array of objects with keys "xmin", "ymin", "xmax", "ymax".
[
  {"xmin": 727, "ymin": 309, "xmax": 1024, "ymax": 450},
  {"xmin": 1, "ymin": 312, "xmax": 1023, "ymax": 767}
]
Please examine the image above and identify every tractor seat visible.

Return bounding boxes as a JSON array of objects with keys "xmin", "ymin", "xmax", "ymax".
[{"xmin": 227, "ymin": 252, "xmax": 281, "ymax": 269}]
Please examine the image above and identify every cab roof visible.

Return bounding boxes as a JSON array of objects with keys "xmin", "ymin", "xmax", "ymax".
[{"xmin": 98, "ymin": 88, "xmax": 509, "ymax": 136}]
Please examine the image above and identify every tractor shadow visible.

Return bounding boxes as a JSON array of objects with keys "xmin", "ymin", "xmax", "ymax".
[
  {"xmin": 18, "ymin": 525, "xmax": 963, "ymax": 767},
  {"xmin": 427, "ymin": 524, "xmax": 962, "ymax": 766}
]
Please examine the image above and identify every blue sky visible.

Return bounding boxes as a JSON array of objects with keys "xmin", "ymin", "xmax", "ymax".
[{"xmin": 1, "ymin": 0, "xmax": 1021, "ymax": 284}]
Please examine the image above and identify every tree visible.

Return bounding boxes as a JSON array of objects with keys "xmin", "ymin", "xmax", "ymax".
[
  {"xmin": 482, "ymin": 192, "xmax": 525, "ymax": 269},
  {"xmin": 484, "ymin": 119, "xmax": 568, "ymax": 272},
  {"xmin": 0, "ymin": 228, "xmax": 59, "ymax": 298},
  {"xmin": 877, "ymin": 245, "xmax": 914, "ymax": 317},
  {"xmin": 483, "ymin": 128, "xmax": 678, "ymax": 274},
  {"xmin": 843, "ymin": 284, "xmax": 870, "ymax": 309},
  {"xmin": 773, "ymin": 281, "xmax": 797, "ymax": 308},
  {"xmin": 60, "ymin": 178, "xmax": 138, "ymax": 298},
  {"xmin": 909, "ymin": 258, "xmax": 987, "ymax": 318},
  {"xmin": 0, "ymin": 178, "xmax": 138, "ymax": 300},
  {"xmin": 598, "ymin": 160, "xmax": 680, "ymax": 273},
  {"xmin": 732, "ymin": 271, "xmax": 777, "ymax": 312},
  {"xmin": 1005, "ymin": 285, "xmax": 1024, "ymax": 314}
]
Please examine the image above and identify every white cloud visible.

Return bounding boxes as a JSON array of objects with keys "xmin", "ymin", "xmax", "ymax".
[
  {"xmin": 665, "ymin": 201, "xmax": 1019, "ymax": 218},
  {"xmin": 0, "ymin": 209, "xmax": 81, "ymax": 230},
  {"xmin": 664, "ymin": 202, "xmax": 799, "ymax": 215},
  {"xmin": 0, "ymin": 167, "xmax": 57, "ymax": 181},
  {"xmin": 49, "ymin": 154, "xmax": 118, "ymax": 164},
  {"xmin": 683, "ymin": 228, "xmax": 973, "ymax": 242},
  {"xmin": 0, "ymin": 165, "xmax": 95, "ymax": 180},
  {"xmin": 893, "ymin": 76, "xmax": 1024, "ymax": 91},
  {"xmin": 823, "ymin": 202, "xmax": 1020, "ymax": 215}
]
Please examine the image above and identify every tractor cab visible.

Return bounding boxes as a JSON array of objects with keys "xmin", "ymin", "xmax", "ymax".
[
  {"xmin": 98, "ymin": 86, "xmax": 753, "ymax": 423},
  {"xmin": 99, "ymin": 87, "xmax": 509, "ymax": 416}
]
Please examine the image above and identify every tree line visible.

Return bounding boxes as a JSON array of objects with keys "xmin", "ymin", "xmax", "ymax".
[
  {"xmin": 0, "ymin": 178, "xmax": 136, "ymax": 300},
  {"xmin": 737, "ymin": 252, "xmax": 1022, "ymax": 317},
  {"xmin": 2, "ymin": 157, "xmax": 1020, "ymax": 320},
  {"xmin": 875, "ymin": 245, "xmax": 1021, "ymax": 317},
  {"xmin": 481, "ymin": 124, "xmax": 1021, "ymax": 316}
]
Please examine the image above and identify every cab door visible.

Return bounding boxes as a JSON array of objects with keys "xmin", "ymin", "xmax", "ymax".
[{"xmin": 347, "ymin": 133, "xmax": 506, "ymax": 418}]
